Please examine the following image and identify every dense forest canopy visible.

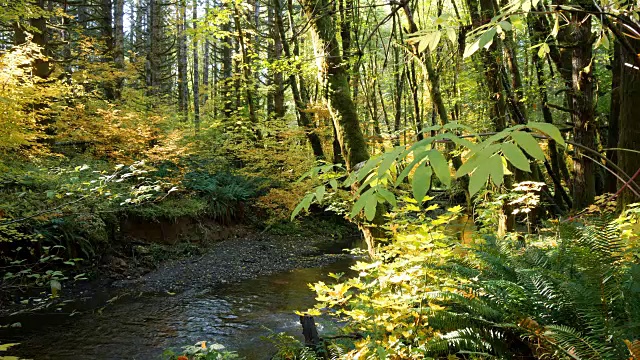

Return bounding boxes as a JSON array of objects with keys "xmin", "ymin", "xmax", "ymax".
[{"xmin": 1, "ymin": 0, "xmax": 640, "ymax": 358}]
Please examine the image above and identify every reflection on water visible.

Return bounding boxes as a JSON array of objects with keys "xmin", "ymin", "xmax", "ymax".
[{"xmin": 1, "ymin": 258, "xmax": 355, "ymax": 360}]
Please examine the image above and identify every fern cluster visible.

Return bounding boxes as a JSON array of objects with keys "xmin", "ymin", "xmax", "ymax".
[
  {"xmin": 183, "ymin": 171, "xmax": 260, "ymax": 222},
  {"xmin": 424, "ymin": 215, "xmax": 640, "ymax": 359}
]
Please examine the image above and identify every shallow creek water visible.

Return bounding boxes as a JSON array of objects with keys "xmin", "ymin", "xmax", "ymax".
[{"xmin": 1, "ymin": 257, "xmax": 355, "ymax": 359}]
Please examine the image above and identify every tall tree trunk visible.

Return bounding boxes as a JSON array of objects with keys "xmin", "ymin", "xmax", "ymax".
[
  {"xmin": 616, "ymin": 22, "xmax": 640, "ymax": 208},
  {"xmin": 114, "ymin": 0, "xmax": 125, "ymax": 99},
  {"xmin": 222, "ymin": 10, "xmax": 233, "ymax": 118},
  {"xmin": 569, "ymin": 9, "xmax": 596, "ymax": 209},
  {"xmin": 202, "ymin": 0, "xmax": 210, "ymax": 106},
  {"xmin": 14, "ymin": 0, "xmax": 49, "ymax": 79},
  {"xmin": 272, "ymin": 3, "xmax": 285, "ymax": 119},
  {"xmin": 177, "ymin": 0, "xmax": 189, "ymax": 119},
  {"xmin": 192, "ymin": 0, "xmax": 201, "ymax": 132},
  {"xmin": 606, "ymin": 41, "xmax": 621, "ymax": 193},
  {"xmin": 102, "ymin": 0, "xmax": 115, "ymax": 99},
  {"xmin": 147, "ymin": 0, "xmax": 162, "ymax": 95},
  {"xmin": 300, "ymin": 0, "xmax": 368, "ymax": 170}
]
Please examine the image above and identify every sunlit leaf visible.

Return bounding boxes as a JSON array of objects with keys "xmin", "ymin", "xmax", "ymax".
[
  {"xmin": 527, "ymin": 121, "xmax": 565, "ymax": 146},
  {"xmin": 487, "ymin": 154, "xmax": 504, "ymax": 187},
  {"xmin": 511, "ymin": 131, "xmax": 545, "ymax": 160},
  {"xmin": 429, "ymin": 149, "xmax": 451, "ymax": 187},
  {"xmin": 364, "ymin": 192, "xmax": 378, "ymax": 221},
  {"xmin": 469, "ymin": 163, "xmax": 490, "ymax": 197},
  {"xmin": 501, "ymin": 142, "xmax": 531, "ymax": 171},
  {"xmin": 412, "ymin": 165, "xmax": 433, "ymax": 202}
]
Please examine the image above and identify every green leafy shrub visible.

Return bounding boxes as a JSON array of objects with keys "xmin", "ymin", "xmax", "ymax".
[{"xmin": 303, "ymin": 204, "xmax": 640, "ymax": 359}]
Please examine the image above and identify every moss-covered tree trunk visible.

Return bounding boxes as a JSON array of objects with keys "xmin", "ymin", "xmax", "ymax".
[
  {"xmin": 300, "ymin": 0, "xmax": 368, "ymax": 170},
  {"xmin": 301, "ymin": 0, "xmax": 387, "ymax": 257}
]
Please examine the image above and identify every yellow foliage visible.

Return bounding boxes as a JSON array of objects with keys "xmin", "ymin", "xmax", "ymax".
[{"xmin": 0, "ymin": 39, "xmax": 69, "ymax": 154}]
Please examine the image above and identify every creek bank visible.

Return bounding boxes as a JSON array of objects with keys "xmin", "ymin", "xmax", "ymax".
[
  {"xmin": 0, "ymin": 215, "xmax": 359, "ymax": 317},
  {"xmin": 113, "ymin": 230, "xmax": 358, "ymax": 294},
  {"xmin": 0, "ymin": 219, "xmax": 362, "ymax": 359}
]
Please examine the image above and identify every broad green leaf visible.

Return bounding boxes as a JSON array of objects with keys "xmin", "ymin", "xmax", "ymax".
[
  {"xmin": 419, "ymin": 124, "xmax": 443, "ymax": 135},
  {"xmin": 498, "ymin": 20, "xmax": 512, "ymax": 31},
  {"xmin": 479, "ymin": 27, "xmax": 497, "ymax": 50},
  {"xmin": 511, "ymin": 131, "xmax": 545, "ymax": 160},
  {"xmin": 446, "ymin": 27, "xmax": 456, "ymax": 44},
  {"xmin": 429, "ymin": 149, "xmax": 451, "ymax": 187},
  {"xmin": 429, "ymin": 30, "xmax": 442, "ymax": 51},
  {"xmin": 463, "ymin": 38, "xmax": 481, "ymax": 58},
  {"xmin": 443, "ymin": 121, "xmax": 473, "ymax": 132},
  {"xmin": 456, "ymin": 153, "xmax": 481, "ymax": 178},
  {"xmin": 329, "ymin": 179, "xmax": 338, "ymax": 190},
  {"xmin": 412, "ymin": 165, "xmax": 433, "ymax": 203},
  {"xmin": 364, "ymin": 193, "xmax": 378, "ymax": 221},
  {"xmin": 395, "ymin": 151, "xmax": 428, "ymax": 186},
  {"xmin": 469, "ymin": 163, "xmax": 490, "ymax": 197},
  {"xmin": 350, "ymin": 189, "xmax": 375, "ymax": 218},
  {"xmin": 418, "ymin": 36, "xmax": 430, "ymax": 53},
  {"xmin": 501, "ymin": 142, "xmax": 531, "ymax": 171},
  {"xmin": 377, "ymin": 188, "xmax": 397, "ymax": 207},
  {"xmin": 356, "ymin": 157, "xmax": 383, "ymax": 182},
  {"xmin": 0, "ymin": 343, "xmax": 19, "ymax": 352},
  {"xmin": 50, "ymin": 279, "xmax": 61, "ymax": 298},
  {"xmin": 378, "ymin": 146, "xmax": 404, "ymax": 177},
  {"xmin": 527, "ymin": 121, "xmax": 565, "ymax": 146},
  {"xmin": 537, "ymin": 43, "xmax": 550, "ymax": 58},
  {"xmin": 291, "ymin": 193, "xmax": 314, "ymax": 220},
  {"xmin": 315, "ymin": 186, "xmax": 325, "ymax": 204},
  {"xmin": 438, "ymin": 132, "xmax": 478, "ymax": 150},
  {"xmin": 407, "ymin": 137, "xmax": 435, "ymax": 153},
  {"xmin": 484, "ymin": 128, "xmax": 511, "ymax": 144},
  {"xmin": 487, "ymin": 154, "xmax": 504, "ymax": 187},
  {"xmin": 510, "ymin": 15, "xmax": 525, "ymax": 30}
]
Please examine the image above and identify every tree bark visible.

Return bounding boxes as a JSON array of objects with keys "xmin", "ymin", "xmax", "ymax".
[
  {"xmin": 203, "ymin": 0, "xmax": 211, "ymax": 107},
  {"xmin": 616, "ymin": 23, "xmax": 640, "ymax": 208},
  {"xmin": 300, "ymin": 0, "xmax": 368, "ymax": 170},
  {"xmin": 192, "ymin": 0, "xmax": 201, "ymax": 132},
  {"xmin": 178, "ymin": 0, "xmax": 189, "ymax": 119},
  {"xmin": 113, "ymin": 0, "xmax": 125, "ymax": 99},
  {"xmin": 569, "ymin": 9, "xmax": 596, "ymax": 209},
  {"xmin": 606, "ymin": 41, "xmax": 621, "ymax": 193}
]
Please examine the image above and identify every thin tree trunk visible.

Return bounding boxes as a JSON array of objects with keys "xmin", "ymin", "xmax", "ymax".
[
  {"xmin": 222, "ymin": 10, "xmax": 233, "ymax": 118},
  {"xmin": 203, "ymin": 0, "xmax": 210, "ymax": 106},
  {"xmin": 192, "ymin": 0, "xmax": 201, "ymax": 132},
  {"xmin": 274, "ymin": 0, "xmax": 324, "ymax": 158},
  {"xmin": 114, "ymin": 0, "xmax": 125, "ymax": 99},
  {"xmin": 232, "ymin": 2, "xmax": 260, "ymax": 139},
  {"xmin": 178, "ymin": 0, "xmax": 189, "ymax": 119}
]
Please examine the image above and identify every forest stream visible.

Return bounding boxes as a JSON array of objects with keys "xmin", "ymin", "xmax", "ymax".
[{"xmin": 0, "ymin": 234, "xmax": 360, "ymax": 360}]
